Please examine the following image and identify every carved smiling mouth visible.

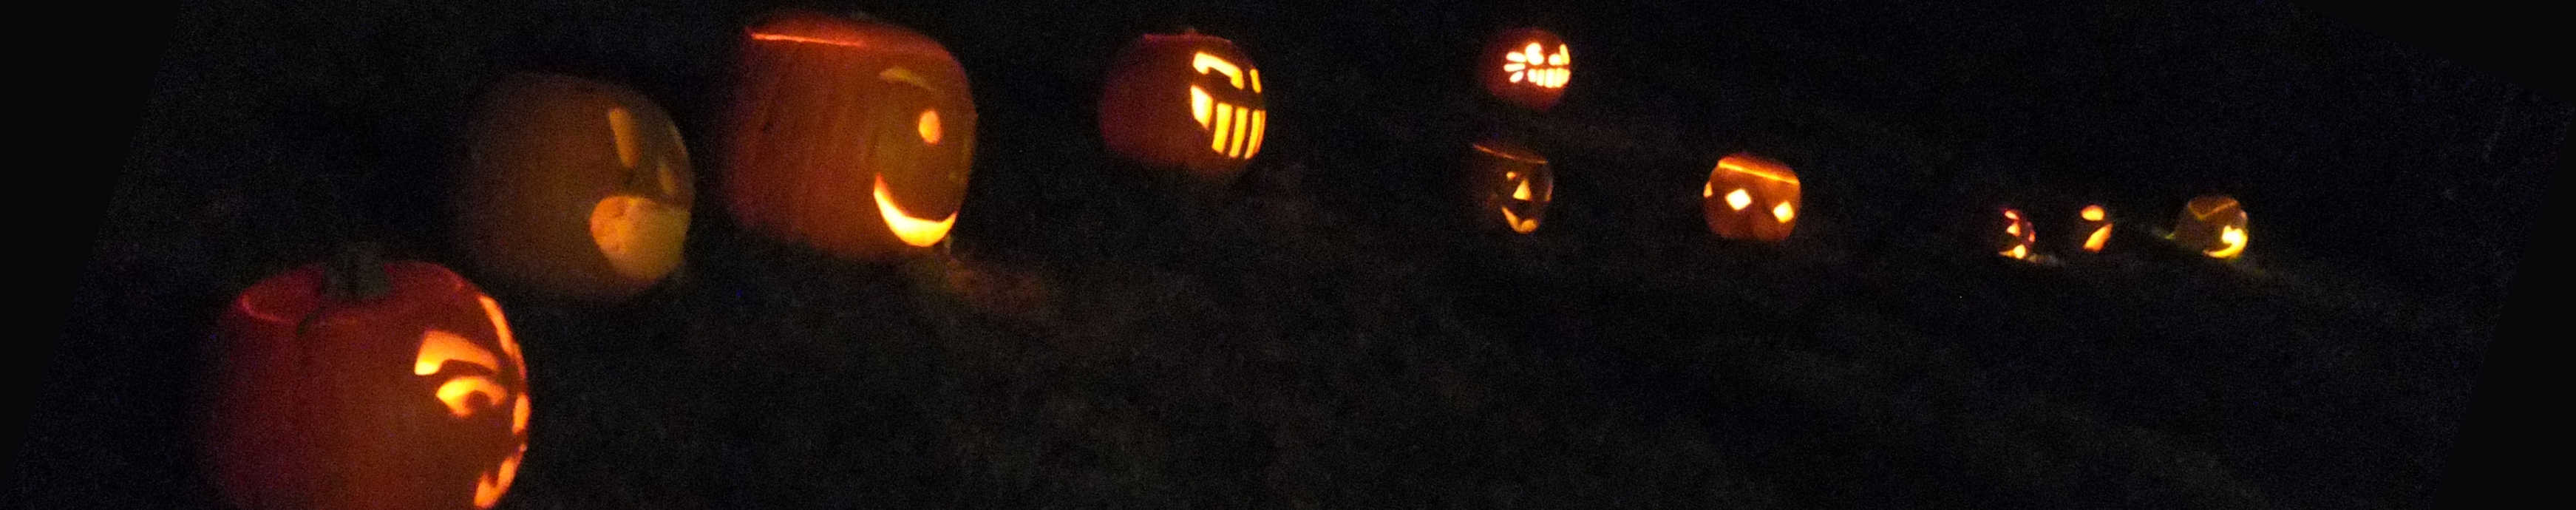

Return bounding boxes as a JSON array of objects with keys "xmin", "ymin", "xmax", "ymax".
[{"xmin": 873, "ymin": 174, "xmax": 957, "ymax": 247}]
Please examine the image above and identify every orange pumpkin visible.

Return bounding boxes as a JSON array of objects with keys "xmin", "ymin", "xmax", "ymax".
[
  {"xmin": 2073, "ymin": 203, "xmax": 2114, "ymax": 254},
  {"xmin": 452, "ymin": 72, "xmax": 693, "ymax": 302},
  {"xmin": 1993, "ymin": 208, "xmax": 2037, "ymax": 260},
  {"xmin": 1465, "ymin": 139, "xmax": 1554, "ymax": 234},
  {"xmin": 202, "ymin": 256, "xmax": 530, "ymax": 509},
  {"xmin": 721, "ymin": 10, "xmax": 976, "ymax": 261},
  {"xmin": 1098, "ymin": 30, "xmax": 1268, "ymax": 183},
  {"xmin": 1700, "ymin": 152, "xmax": 1801, "ymax": 242},
  {"xmin": 1479, "ymin": 27, "xmax": 1570, "ymax": 111},
  {"xmin": 2172, "ymin": 194, "xmax": 2248, "ymax": 259}
]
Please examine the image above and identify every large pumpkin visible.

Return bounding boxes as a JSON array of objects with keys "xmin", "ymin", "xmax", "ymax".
[
  {"xmin": 1465, "ymin": 139, "xmax": 1554, "ymax": 234},
  {"xmin": 1700, "ymin": 152, "xmax": 1801, "ymax": 242},
  {"xmin": 452, "ymin": 72, "xmax": 693, "ymax": 302},
  {"xmin": 202, "ymin": 257, "xmax": 530, "ymax": 509},
  {"xmin": 2172, "ymin": 194, "xmax": 2248, "ymax": 259},
  {"xmin": 1099, "ymin": 30, "xmax": 1268, "ymax": 183},
  {"xmin": 721, "ymin": 11, "xmax": 976, "ymax": 261},
  {"xmin": 1479, "ymin": 27, "xmax": 1570, "ymax": 111}
]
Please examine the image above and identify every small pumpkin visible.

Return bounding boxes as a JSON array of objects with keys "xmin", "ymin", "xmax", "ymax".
[
  {"xmin": 452, "ymin": 72, "xmax": 693, "ymax": 302},
  {"xmin": 1464, "ymin": 139, "xmax": 1554, "ymax": 234},
  {"xmin": 201, "ymin": 251, "xmax": 530, "ymax": 509},
  {"xmin": 2171, "ymin": 194, "xmax": 2248, "ymax": 259},
  {"xmin": 721, "ymin": 10, "xmax": 976, "ymax": 261},
  {"xmin": 1479, "ymin": 27, "xmax": 1571, "ymax": 111},
  {"xmin": 1099, "ymin": 30, "xmax": 1268, "ymax": 183},
  {"xmin": 1700, "ymin": 152, "xmax": 1802, "ymax": 242},
  {"xmin": 2073, "ymin": 203, "xmax": 2114, "ymax": 253},
  {"xmin": 1993, "ymin": 207, "xmax": 2036, "ymax": 260}
]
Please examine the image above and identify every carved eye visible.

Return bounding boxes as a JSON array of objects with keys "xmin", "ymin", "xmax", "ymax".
[{"xmin": 917, "ymin": 109, "xmax": 942, "ymax": 145}]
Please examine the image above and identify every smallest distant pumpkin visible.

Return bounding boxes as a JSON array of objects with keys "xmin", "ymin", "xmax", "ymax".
[
  {"xmin": 1480, "ymin": 27, "xmax": 1571, "ymax": 111},
  {"xmin": 2172, "ymin": 194, "xmax": 2248, "ymax": 259},
  {"xmin": 1464, "ymin": 139, "xmax": 1555, "ymax": 234},
  {"xmin": 452, "ymin": 72, "xmax": 693, "ymax": 302},
  {"xmin": 1993, "ymin": 208, "xmax": 2036, "ymax": 260}
]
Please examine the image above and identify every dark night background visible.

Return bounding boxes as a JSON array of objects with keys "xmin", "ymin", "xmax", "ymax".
[{"xmin": 31, "ymin": 0, "xmax": 2567, "ymax": 507}]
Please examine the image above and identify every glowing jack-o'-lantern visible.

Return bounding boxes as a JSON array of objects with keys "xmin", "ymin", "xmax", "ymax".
[
  {"xmin": 1700, "ymin": 152, "xmax": 1801, "ymax": 242},
  {"xmin": 1100, "ymin": 30, "xmax": 1268, "ymax": 183},
  {"xmin": 1465, "ymin": 139, "xmax": 1554, "ymax": 234},
  {"xmin": 1993, "ymin": 208, "xmax": 2038, "ymax": 260},
  {"xmin": 203, "ymin": 256, "xmax": 530, "ymax": 509},
  {"xmin": 2171, "ymin": 194, "xmax": 2249, "ymax": 259},
  {"xmin": 2075, "ymin": 204, "xmax": 2114, "ymax": 253},
  {"xmin": 721, "ymin": 10, "xmax": 976, "ymax": 261},
  {"xmin": 453, "ymin": 73, "xmax": 693, "ymax": 302},
  {"xmin": 1481, "ymin": 27, "xmax": 1570, "ymax": 111}
]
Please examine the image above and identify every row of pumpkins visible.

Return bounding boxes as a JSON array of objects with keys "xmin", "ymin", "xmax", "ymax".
[{"xmin": 195, "ymin": 10, "xmax": 2252, "ymax": 509}]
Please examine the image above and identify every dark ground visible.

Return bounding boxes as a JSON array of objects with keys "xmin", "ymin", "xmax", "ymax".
[{"xmin": 35, "ymin": 1, "xmax": 2569, "ymax": 507}]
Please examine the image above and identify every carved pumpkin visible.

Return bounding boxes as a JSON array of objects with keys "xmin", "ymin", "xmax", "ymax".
[
  {"xmin": 1994, "ymin": 208, "xmax": 2037, "ymax": 260},
  {"xmin": 1480, "ymin": 27, "xmax": 1570, "ymax": 111},
  {"xmin": 2075, "ymin": 203, "xmax": 2114, "ymax": 253},
  {"xmin": 452, "ymin": 72, "xmax": 693, "ymax": 302},
  {"xmin": 1700, "ymin": 152, "xmax": 1801, "ymax": 242},
  {"xmin": 721, "ymin": 10, "xmax": 976, "ymax": 261},
  {"xmin": 1465, "ymin": 139, "xmax": 1554, "ymax": 234},
  {"xmin": 1099, "ymin": 30, "xmax": 1268, "ymax": 183},
  {"xmin": 2171, "ymin": 194, "xmax": 2248, "ymax": 259},
  {"xmin": 202, "ymin": 256, "xmax": 530, "ymax": 509}
]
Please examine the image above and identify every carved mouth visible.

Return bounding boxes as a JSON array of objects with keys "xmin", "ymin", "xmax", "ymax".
[
  {"xmin": 873, "ymin": 174, "xmax": 958, "ymax": 247},
  {"xmin": 588, "ymin": 194, "xmax": 690, "ymax": 281},
  {"xmin": 1499, "ymin": 206, "xmax": 1539, "ymax": 234}
]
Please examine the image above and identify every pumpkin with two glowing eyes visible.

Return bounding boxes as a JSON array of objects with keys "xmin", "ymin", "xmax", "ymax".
[
  {"xmin": 1464, "ymin": 139, "xmax": 1554, "ymax": 234},
  {"xmin": 1993, "ymin": 208, "xmax": 2038, "ymax": 260},
  {"xmin": 2171, "ymin": 194, "xmax": 2249, "ymax": 259},
  {"xmin": 721, "ymin": 11, "xmax": 976, "ymax": 261},
  {"xmin": 1099, "ymin": 30, "xmax": 1268, "ymax": 183},
  {"xmin": 452, "ymin": 72, "xmax": 693, "ymax": 302},
  {"xmin": 1480, "ymin": 27, "xmax": 1571, "ymax": 111},
  {"xmin": 1700, "ymin": 152, "xmax": 1801, "ymax": 242},
  {"xmin": 202, "ymin": 259, "xmax": 530, "ymax": 509}
]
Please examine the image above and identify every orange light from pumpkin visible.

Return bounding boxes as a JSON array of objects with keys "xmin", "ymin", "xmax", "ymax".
[
  {"xmin": 917, "ymin": 109, "xmax": 942, "ymax": 145},
  {"xmin": 1771, "ymin": 202, "xmax": 1795, "ymax": 222},
  {"xmin": 588, "ymin": 194, "xmax": 689, "ymax": 281},
  {"xmin": 415, "ymin": 330, "xmax": 499, "ymax": 378},
  {"xmin": 1724, "ymin": 188, "xmax": 1752, "ymax": 210},
  {"xmin": 473, "ymin": 445, "xmax": 523, "ymax": 508},
  {"xmin": 873, "ymin": 174, "xmax": 958, "ymax": 247},
  {"xmin": 1188, "ymin": 52, "xmax": 1265, "ymax": 160},
  {"xmin": 2079, "ymin": 204, "xmax": 2112, "ymax": 253},
  {"xmin": 2209, "ymin": 225, "xmax": 2248, "ymax": 259},
  {"xmin": 470, "ymin": 294, "xmax": 526, "ymax": 509},
  {"xmin": 747, "ymin": 32, "xmax": 867, "ymax": 48},
  {"xmin": 608, "ymin": 107, "xmax": 641, "ymax": 168},
  {"xmin": 1503, "ymin": 171, "xmax": 1541, "ymax": 233},
  {"xmin": 1998, "ymin": 208, "xmax": 2036, "ymax": 260},
  {"xmin": 1503, "ymin": 42, "xmax": 1571, "ymax": 88},
  {"xmin": 1500, "ymin": 206, "xmax": 1538, "ymax": 234}
]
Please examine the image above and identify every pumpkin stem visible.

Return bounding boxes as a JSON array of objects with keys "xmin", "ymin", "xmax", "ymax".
[{"xmin": 322, "ymin": 242, "xmax": 392, "ymax": 302}]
